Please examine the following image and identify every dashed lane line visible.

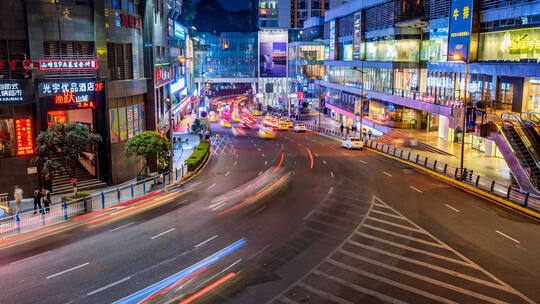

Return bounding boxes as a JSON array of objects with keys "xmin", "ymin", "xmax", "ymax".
[
  {"xmin": 109, "ymin": 222, "xmax": 135, "ymax": 232},
  {"xmin": 225, "ymin": 171, "xmax": 231, "ymax": 176},
  {"xmin": 150, "ymin": 228, "xmax": 175, "ymax": 240},
  {"xmin": 383, "ymin": 171, "xmax": 393, "ymax": 177},
  {"xmin": 47, "ymin": 263, "xmax": 89, "ymax": 279},
  {"xmin": 10, "ymin": 251, "xmax": 52, "ymax": 265},
  {"xmin": 330, "ymin": 171, "xmax": 335, "ymax": 178},
  {"xmin": 445, "ymin": 204, "xmax": 460, "ymax": 213},
  {"xmin": 195, "ymin": 235, "xmax": 218, "ymax": 248},
  {"xmin": 409, "ymin": 186, "xmax": 423, "ymax": 193},
  {"xmin": 496, "ymin": 230, "xmax": 520, "ymax": 244},
  {"xmin": 87, "ymin": 276, "xmax": 131, "ymax": 296}
]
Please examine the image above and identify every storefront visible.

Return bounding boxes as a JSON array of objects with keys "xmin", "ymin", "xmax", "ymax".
[
  {"xmin": 0, "ymin": 80, "xmax": 39, "ymax": 195},
  {"xmin": 525, "ymin": 78, "xmax": 540, "ymax": 114}
]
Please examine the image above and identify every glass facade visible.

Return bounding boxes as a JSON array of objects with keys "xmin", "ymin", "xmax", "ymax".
[
  {"xmin": 194, "ymin": 32, "xmax": 258, "ymax": 79},
  {"xmin": 478, "ymin": 27, "xmax": 540, "ymax": 62}
]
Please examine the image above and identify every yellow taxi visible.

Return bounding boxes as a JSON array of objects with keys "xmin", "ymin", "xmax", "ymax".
[
  {"xmin": 253, "ymin": 111, "xmax": 262, "ymax": 116},
  {"xmin": 220, "ymin": 120, "xmax": 231, "ymax": 128},
  {"xmin": 258, "ymin": 127, "xmax": 275, "ymax": 139},
  {"xmin": 286, "ymin": 120, "xmax": 294, "ymax": 128},
  {"xmin": 278, "ymin": 122, "xmax": 289, "ymax": 131}
]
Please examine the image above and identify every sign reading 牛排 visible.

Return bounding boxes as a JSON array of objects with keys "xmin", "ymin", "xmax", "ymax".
[{"xmin": 448, "ymin": 0, "xmax": 474, "ymax": 61}]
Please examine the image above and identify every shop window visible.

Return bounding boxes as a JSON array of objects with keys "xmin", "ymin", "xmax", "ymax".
[
  {"xmin": 0, "ymin": 40, "xmax": 29, "ymax": 80},
  {"xmin": 107, "ymin": 43, "xmax": 133, "ymax": 81},
  {"xmin": 0, "ymin": 119, "xmax": 15, "ymax": 158}
]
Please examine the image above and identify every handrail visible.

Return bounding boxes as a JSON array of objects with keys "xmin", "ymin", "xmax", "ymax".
[
  {"xmin": 486, "ymin": 114, "xmax": 530, "ymax": 172},
  {"xmin": 502, "ymin": 112, "xmax": 540, "ymax": 169}
]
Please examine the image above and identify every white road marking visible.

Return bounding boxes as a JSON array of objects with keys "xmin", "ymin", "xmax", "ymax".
[
  {"xmin": 110, "ymin": 222, "xmax": 135, "ymax": 232},
  {"xmin": 314, "ymin": 152, "xmax": 320, "ymax": 157},
  {"xmin": 303, "ymin": 209, "xmax": 317, "ymax": 220},
  {"xmin": 150, "ymin": 228, "xmax": 175, "ymax": 240},
  {"xmin": 234, "ymin": 161, "xmax": 237, "ymax": 166},
  {"xmin": 195, "ymin": 235, "xmax": 218, "ymax": 248},
  {"xmin": 173, "ymin": 200, "xmax": 188, "ymax": 208},
  {"xmin": 10, "ymin": 251, "xmax": 52, "ymax": 265},
  {"xmin": 262, "ymin": 153, "xmax": 265, "ymax": 157},
  {"xmin": 409, "ymin": 186, "xmax": 423, "ymax": 193},
  {"xmin": 445, "ymin": 204, "xmax": 460, "ymax": 213},
  {"xmin": 257, "ymin": 148, "xmax": 261, "ymax": 152},
  {"xmin": 328, "ymin": 186, "xmax": 334, "ymax": 194},
  {"xmin": 265, "ymin": 161, "xmax": 268, "ymax": 165},
  {"xmin": 210, "ymin": 201, "xmax": 226, "ymax": 211},
  {"xmin": 330, "ymin": 171, "xmax": 335, "ymax": 178},
  {"xmin": 258, "ymin": 171, "xmax": 263, "ymax": 176},
  {"xmin": 383, "ymin": 171, "xmax": 393, "ymax": 177},
  {"xmin": 358, "ymin": 160, "xmax": 367, "ymax": 164},
  {"xmin": 87, "ymin": 276, "xmax": 131, "ymax": 296},
  {"xmin": 224, "ymin": 171, "xmax": 230, "ymax": 176},
  {"xmin": 47, "ymin": 263, "xmax": 89, "ymax": 279},
  {"xmin": 496, "ymin": 230, "xmax": 520, "ymax": 244},
  {"xmin": 323, "ymin": 160, "xmax": 327, "ymax": 165},
  {"xmin": 248, "ymin": 244, "xmax": 271, "ymax": 260},
  {"xmin": 255, "ymin": 205, "xmax": 267, "ymax": 215},
  {"xmin": 208, "ymin": 183, "xmax": 216, "ymax": 190}
]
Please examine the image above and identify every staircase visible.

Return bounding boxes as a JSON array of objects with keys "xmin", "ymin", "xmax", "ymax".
[
  {"xmin": 50, "ymin": 154, "xmax": 107, "ymax": 195},
  {"xmin": 504, "ymin": 124, "xmax": 540, "ymax": 190}
]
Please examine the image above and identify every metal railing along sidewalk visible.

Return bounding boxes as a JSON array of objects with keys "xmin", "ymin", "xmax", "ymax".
[
  {"xmin": 305, "ymin": 123, "xmax": 540, "ymax": 214},
  {"xmin": 0, "ymin": 165, "xmax": 188, "ymax": 239}
]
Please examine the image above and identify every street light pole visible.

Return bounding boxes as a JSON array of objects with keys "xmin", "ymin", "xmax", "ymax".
[
  {"xmin": 460, "ymin": 59, "xmax": 469, "ymax": 181},
  {"xmin": 166, "ymin": 98, "xmax": 174, "ymax": 175}
]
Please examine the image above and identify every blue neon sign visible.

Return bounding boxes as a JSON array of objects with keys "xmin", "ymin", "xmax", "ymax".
[{"xmin": 174, "ymin": 22, "xmax": 186, "ymax": 40}]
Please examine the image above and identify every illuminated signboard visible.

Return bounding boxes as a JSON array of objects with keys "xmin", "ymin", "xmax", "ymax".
[
  {"xmin": 15, "ymin": 118, "xmax": 34, "ymax": 156},
  {"xmin": 174, "ymin": 22, "xmax": 186, "ymax": 40},
  {"xmin": 155, "ymin": 65, "xmax": 171, "ymax": 87},
  {"xmin": 170, "ymin": 78, "xmax": 185, "ymax": 94},
  {"xmin": 39, "ymin": 81, "xmax": 103, "ymax": 97},
  {"xmin": 329, "ymin": 20, "xmax": 336, "ymax": 60},
  {"xmin": 39, "ymin": 59, "xmax": 98, "ymax": 71},
  {"xmin": 53, "ymin": 91, "xmax": 96, "ymax": 108},
  {"xmin": 448, "ymin": 0, "xmax": 474, "ymax": 61},
  {"xmin": 353, "ymin": 12, "xmax": 362, "ymax": 61},
  {"xmin": 120, "ymin": 13, "xmax": 142, "ymax": 30},
  {"xmin": 0, "ymin": 81, "xmax": 23, "ymax": 102}
]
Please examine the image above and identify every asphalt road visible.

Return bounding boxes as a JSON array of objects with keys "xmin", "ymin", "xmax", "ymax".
[{"xmin": 0, "ymin": 121, "xmax": 539, "ymax": 304}]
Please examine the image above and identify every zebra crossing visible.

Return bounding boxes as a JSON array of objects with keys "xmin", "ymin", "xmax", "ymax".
[
  {"xmin": 211, "ymin": 135, "xmax": 237, "ymax": 155},
  {"xmin": 271, "ymin": 195, "xmax": 534, "ymax": 304}
]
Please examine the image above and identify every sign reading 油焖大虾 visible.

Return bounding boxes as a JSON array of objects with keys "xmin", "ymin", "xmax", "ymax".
[
  {"xmin": 39, "ymin": 81, "xmax": 103, "ymax": 97},
  {"xmin": 448, "ymin": 0, "xmax": 474, "ymax": 61},
  {"xmin": 39, "ymin": 59, "xmax": 98, "ymax": 70},
  {"xmin": 0, "ymin": 81, "xmax": 23, "ymax": 103}
]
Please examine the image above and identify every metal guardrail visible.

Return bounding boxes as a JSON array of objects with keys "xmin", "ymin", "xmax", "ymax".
[
  {"xmin": 305, "ymin": 123, "xmax": 540, "ymax": 214},
  {"xmin": 0, "ymin": 164, "xmax": 189, "ymax": 239}
]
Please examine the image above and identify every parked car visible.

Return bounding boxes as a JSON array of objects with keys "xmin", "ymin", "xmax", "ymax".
[
  {"xmin": 341, "ymin": 137, "xmax": 364, "ymax": 150},
  {"xmin": 293, "ymin": 124, "xmax": 307, "ymax": 132}
]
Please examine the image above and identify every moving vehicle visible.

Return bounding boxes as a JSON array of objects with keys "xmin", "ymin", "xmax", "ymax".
[
  {"xmin": 220, "ymin": 120, "xmax": 231, "ymax": 128},
  {"xmin": 293, "ymin": 124, "xmax": 307, "ymax": 132},
  {"xmin": 341, "ymin": 137, "xmax": 364, "ymax": 150},
  {"xmin": 258, "ymin": 127, "xmax": 275, "ymax": 139},
  {"xmin": 278, "ymin": 123, "xmax": 289, "ymax": 131},
  {"xmin": 232, "ymin": 127, "xmax": 246, "ymax": 136},
  {"xmin": 286, "ymin": 120, "xmax": 294, "ymax": 128},
  {"xmin": 253, "ymin": 111, "xmax": 262, "ymax": 116}
]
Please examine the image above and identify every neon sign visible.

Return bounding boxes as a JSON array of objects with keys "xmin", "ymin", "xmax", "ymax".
[
  {"xmin": 15, "ymin": 118, "xmax": 34, "ymax": 156},
  {"xmin": 0, "ymin": 81, "xmax": 23, "ymax": 102},
  {"xmin": 54, "ymin": 92, "xmax": 95, "ymax": 108},
  {"xmin": 39, "ymin": 59, "xmax": 98, "ymax": 70},
  {"xmin": 39, "ymin": 81, "xmax": 103, "ymax": 97}
]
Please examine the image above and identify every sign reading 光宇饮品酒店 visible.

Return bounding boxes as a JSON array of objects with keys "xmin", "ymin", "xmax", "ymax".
[{"xmin": 448, "ymin": 0, "xmax": 474, "ymax": 61}]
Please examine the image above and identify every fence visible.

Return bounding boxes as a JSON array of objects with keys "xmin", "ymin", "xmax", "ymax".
[
  {"xmin": 0, "ymin": 164, "xmax": 188, "ymax": 239},
  {"xmin": 305, "ymin": 124, "xmax": 540, "ymax": 214}
]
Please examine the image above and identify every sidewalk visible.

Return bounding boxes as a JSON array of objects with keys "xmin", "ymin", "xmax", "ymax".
[{"xmin": 299, "ymin": 109, "xmax": 513, "ymax": 185}]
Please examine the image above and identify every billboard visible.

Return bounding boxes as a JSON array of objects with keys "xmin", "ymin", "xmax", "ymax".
[
  {"xmin": 353, "ymin": 13, "xmax": 362, "ymax": 60},
  {"xmin": 259, "ymin": 42, "xmax": 287, "ymax": 78},
  {"xmin": 448, "ymin": 0, "xmax": 474, "ymax": 61},
  {"xmin": 329, "ymin": 20, "xmax": 336, "ymax": 60},
  {"xmin": 174, "ymin": 22, "xmax": 186, "ymax": 40}
]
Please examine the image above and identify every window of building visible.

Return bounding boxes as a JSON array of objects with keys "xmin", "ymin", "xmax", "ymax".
[
  {"xmin": 107, "ymin": 43, "xmax": 133, "ymax": 81},
  {"xmin": 128, "ymin": 0, "xmax": 134, "ymax": 13},
  {"xmin": 0, "ymin": 40, "xmax": 28, "ymax": 80},
  {"xmin": 112, "ymin": 0, "xmax": 121, "ymax": 10},
  {"xmin": 0, "ymin": 118, "xmax": 15, "ymax": 158}
]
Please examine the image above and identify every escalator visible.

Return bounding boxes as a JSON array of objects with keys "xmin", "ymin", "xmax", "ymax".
[
  {"xmin": 521, "ymin": 112, "xmax": 540, "ymax": 145},
  {"xmin": 487, "ymin": 113, "xmax": 540, "ymax": 194}
]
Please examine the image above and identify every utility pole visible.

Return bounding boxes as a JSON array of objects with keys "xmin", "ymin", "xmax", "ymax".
[
  {"xmin": 166, "ymin": 98, "xmax": 174, "ymax": 175},
  {"xmin": 449, "ymin": 49, "xmax": 469, "ymax": 181}
]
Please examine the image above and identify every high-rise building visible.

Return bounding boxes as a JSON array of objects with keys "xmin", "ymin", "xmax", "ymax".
[{"xmin": 258, "ymin": 0, "xmax": 348, "ymax": 29}]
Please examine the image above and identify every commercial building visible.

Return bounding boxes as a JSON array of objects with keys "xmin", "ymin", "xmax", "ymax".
[
  {"xmin": 0, "ymin": 0, "xmax": 190, "ymax": 196},
  {"xmin": 316, "ymin": 0, "xmax": 540, "ymax": 192},
  {"xmin": 258, "ymin": 0, "xmax": 348, "ymax": 29}
]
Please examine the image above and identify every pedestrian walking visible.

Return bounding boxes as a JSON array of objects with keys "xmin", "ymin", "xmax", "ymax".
[
  {"xmin": 42, "ymin": 188, "xmax": 51, "ymax": 213},
  {"xmin": 362, "ymin": 128, "xmax": 367, "ymax": 139},
  {"xmin": 44, "ymin": 173, "xmax": 52, "ymax": 192},
  {"xmin": 368, "ymin": 129, "xmax": 372, "ymax": 140},
  {"xmin": 13, "ymin": 185, "xmax": 23, "ymax": 215},
  {"xmin": 345, "ymin": 125, "xmax": 350, "ymax": 137},
  {"xmin": 340, "ymin": 124, "xmax": 344, "ymax": 136},
  {"xmin": 33, "ymin": 187, "xmax": 42, "ymax": 215}
]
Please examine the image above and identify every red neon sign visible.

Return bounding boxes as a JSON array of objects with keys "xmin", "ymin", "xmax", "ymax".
[
  {"xmin": 39, "ymin": 59, "xmax": 98, "ymax": 71},
  {"xmin": 54, "ymin": 91, "xmax": 76, "ymax": 105},
  {"xmin": 76, "ymin": 101, "xmax": 95, "ymax": 109},
  {"xmin": 54, "ymin": 91, "xmax": 96, "ymax": 108},
  {"xmin": 15, "ymin": 118, "xmax": 34, "ymax": 156}
]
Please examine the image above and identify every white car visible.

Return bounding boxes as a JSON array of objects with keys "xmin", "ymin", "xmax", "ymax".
[
  {"xmin": 293, "ymin": 124, "xmax": 307, "ymax": 132},
  {"xmin": 341, "ymin": 137, "xmax": 364, "ymax": 150}
]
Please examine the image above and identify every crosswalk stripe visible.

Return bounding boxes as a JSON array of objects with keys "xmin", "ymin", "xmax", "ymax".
[
  {"xmin": 325, "ymin": 259, "xmax": 458, "ymax": 304},
  {"xmin": 297, "ymin": 282, "xmax": 353, "ymax": 304},
  {"xmin": 366, "ymin": 215, "xmax": 424, "ymax": 233},
  {"xmin": 313, "ymin": 270, "xmax": 408, "ymax": 304},
  {"xmin": 353, "ymin": 232, "xmax": 473, "ymax": 268},
  {"xmin": 342, "ymin": 242, "xmax": 511, "ymax": 292},
  {"xmin": 337, "ymin": 250, "xmax": 510, "ymax": 304},
  {"xmin": 360, "ymin": 224, "xmax": 446, "ymax": 248},
  {"xmin": 370, "ymin": 208, "xmax": 405, "ymax": 219}
]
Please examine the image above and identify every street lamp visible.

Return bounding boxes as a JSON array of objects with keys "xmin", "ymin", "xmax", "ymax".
[
  {"xmin": 352, "ymin": 61, "xmax": 367, "ymax": 139},
  {"xmin": 166, "ymin": 98, "xmax": 174, "ymax": 175},
  {"xmin": 449, "ymin": 52, "xmax": 469, "ymax": 181}
]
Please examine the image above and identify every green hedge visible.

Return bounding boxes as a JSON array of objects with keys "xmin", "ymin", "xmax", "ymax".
[{"xmin": 185, "ymin": 141, "xmax": 210, "ymax": 171}]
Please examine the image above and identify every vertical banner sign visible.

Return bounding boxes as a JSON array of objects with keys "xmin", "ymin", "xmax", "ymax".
[
  {"xmin": 448, "ymin": 0, "xmax": 474, "ymax": 61},
  {"xmin": 119, "ymin": 107, "xmax": 128, "ymax": 141},
  {"xmin": 329, "ymin": 20, "xmax": 337, "ymax": 60},
  {"xmin": 353, "ymin": 13, "xmax": 362, "ymax": 61},
  {"xmin": 15, "ymin": 118, "xmax": 34, "ymax": 156},
  {"xmin": 109, "ymin": 108, "xmax": 120, "ymax": 143},
  {"xmin": 362, "ymin": 100, "xmax": 370, "ymax": 116},
  {"xmin": 465, "ymin": 107, "xmax": 476, "ymax": 133},
  {"xmin": 127, "ymin": 106, "xmax": 134, "ymax": 138}
]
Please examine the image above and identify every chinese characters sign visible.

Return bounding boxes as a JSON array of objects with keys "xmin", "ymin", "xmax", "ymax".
[
  {"xmin": 120, "ymin": 13, "xmax": 142, "ymax": 30},
  {"xmin": 174, "ymin": 22, "xmax": 186, "ymax": 40},
  {"xmin": 39, "ymin": 81, "xmax": 103, "ymax": 97},
  {"xmin": 0, "ymin": 81, "xmax": 23, "ymax": 102},
  {"xmin": 353, "ymin": 13, "xmax": 362, "ymax": 61},
  {"xmin": 448, "ymin": 0, "xmax": 474, "ymax": 61},
  {"xmin": 53, "ymin": 91, "xmax": 96, "ymax": 108},
  {"xmin": 39, "ymin": 59, "xmax": 98, "ymax": 70},
  {"xmin": 329, "ymin": 20, "xmax": 337, "ymax": 60},
  {"xmin": 15, "ymin": 118, "xmax": 34, "ymax": 156}
]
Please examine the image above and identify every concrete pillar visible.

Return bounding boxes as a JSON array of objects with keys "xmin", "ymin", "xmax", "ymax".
[
  {"xmin": 485, "ymin": 139, "xmax": 495, "ymax": 157},
  {"xmin": 438, "ymin": 115, "xmax": 449, "ymax": 141}
]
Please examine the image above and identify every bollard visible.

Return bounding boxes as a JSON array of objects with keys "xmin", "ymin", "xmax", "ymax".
[
  {"xmin": 154, "ymin": 176, "xmax": 157, "ymax": 185},
  {"xmin": 101, "ymin": 192, "xmax": 105, "ymax": 209},
  {"xmin": 176, "ymin": 168, "xmax": 178, "ymax": 180},
  {"xmin": 415, "ymin": 154, "xmax": 419, "ymax": 163},
  {"xmin": 424, "ymin": 157, "xmax": 428, "ymax": 167},
  {"xmin": 475, "ymin": 175, "xmax": 480, "ymax": 186},
  {"xmin": 64, "ymin": 202, "xmax": 68, "ymax": 220},
  {"xmin": 506, "ymin": 186, "xmax": 512, "ymax": 199},
  {"xmin": 433, "ymin": 160, "xmax": 437, "ymax": 170},
  {"xmin": 168, "ymin": 172, "xmax": 171, "ymax": 184},
  {"xmin": 131, "ymin": 184, "xmax": 134, "ymax": 198},
  {"xmin": 83, "ymin": 197, "xmax": 88, "ymax": 213},
  {"xmin": 443, "ymin": 164, "xmax": 448, "ymax": 174},
  {"xmin": 490, "ymin": 180, "xmax": 495, "ymax": 192},
  {"xmin": 524, "ymin": 193, "xmax": 530, "ymax": 206},
  {"xmin": 143, "ymin": 181, "xmax": 146, "ymax": 194},
  {"xmin": 117, "ymin": 188, "xmax": 121, "ymax": 202},
  {"xmin": 16, "ymin": 214, "xmax": 20, "ymax": 234}
]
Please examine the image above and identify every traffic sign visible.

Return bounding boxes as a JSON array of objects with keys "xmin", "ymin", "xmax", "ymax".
[{"xmin": 201, "ymin": 111, "xmax": 207, "ymax": 118}]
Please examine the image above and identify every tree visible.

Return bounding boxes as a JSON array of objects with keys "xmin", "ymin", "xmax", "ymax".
[
  {"xmin": 33, "ymin": 123, "xmax": 102, "ymax": 194},
  {"xmin": 124, "ymin": 131, "xmax": 170, "ymax": 176}
]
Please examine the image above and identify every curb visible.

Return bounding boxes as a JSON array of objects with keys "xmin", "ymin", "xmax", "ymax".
[
  {"xmin": 167, "ymin": 148, "xmax": 211, "ymax": 189},
  {"xmin": 308, "ymin": 125, "xmax": 540, "ymax": 220}
]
